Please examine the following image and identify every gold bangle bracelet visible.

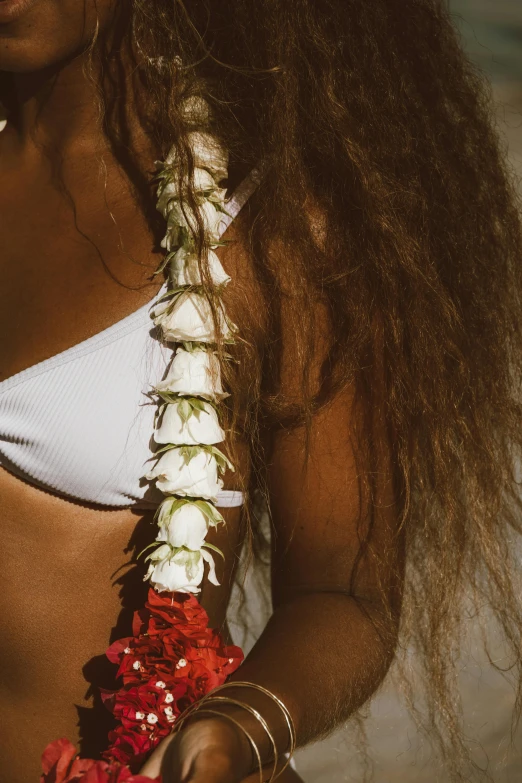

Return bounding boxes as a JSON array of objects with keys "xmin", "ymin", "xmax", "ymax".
[
  {"xmin": 171, "ymin": 682, "xmax": 296, "ymax": 781},
  {"xmin": 208, "ymin": 681, "xmax": 297, "ymax": 779},
  {"xmin": 181, "ymin": 706, "xmax": 265, "ymax": 783},
  {"xmin": 173, "ymin": 692, "xmax": 278, "ymax": 782},
  {"xmin": 199, "ymin": 695, "xmax": 279, "ymax": 783},
  {"xmin": 172, "ymin": 698, "xmax": 205, "ymax": 729}
]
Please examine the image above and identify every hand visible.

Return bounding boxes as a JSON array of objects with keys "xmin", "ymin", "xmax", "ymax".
[{"xmin": 139, "ymin": 716, "xmax": 254, "ymax": 783}]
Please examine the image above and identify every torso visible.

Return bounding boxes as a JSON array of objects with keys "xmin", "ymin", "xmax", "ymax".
[{"xmin": 0, "ymin": 134, "xmax": 246, "ymax": 781}]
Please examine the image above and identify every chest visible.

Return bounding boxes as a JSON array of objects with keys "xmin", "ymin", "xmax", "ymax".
[{"xmin": 0, "ymin": 154, "xmax": 162, "ymax": 382}]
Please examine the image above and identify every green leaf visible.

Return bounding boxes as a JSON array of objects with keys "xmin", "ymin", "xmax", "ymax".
[
  {"xmin": 138, "ymin": 541, "xmax": 162, "ymax": 560},
  {"xmin": 168, "ymin": 546, "xmax": 185, "ymax": 562},
  {"xmin": 193, "ymin": 499, "xmax": 225, "ymax": 526},
  {"xmin": 189, "ymin": 398, "xmax": 209, "ymax": 413},
  {"xmin": 203, "ymin": 542, "xmax": 225, "ymax": 559},
  {"xmin": 177, "ymin": 444, "xmax": 202, "ymax": 465},
  {"xmin": 177, "ymin": 398, "xmax": 193, "ymax": 424},
  {"xmin": 207, "ymin": 445, "xmax": 235, "ymax": 473},
  {"xmin": 153, "ymin": 443, "xmax": 177, "ymax": 455},
  {"xmin": 153, "ymin": 250, "xmax": 179, "ymax": 277},
  {"xmin": 185, "ymin": 549, "xmax": 202, "ymax": 579},
  {"xmin": 156, "ymin": 391, "xmax": 181, "ymax": 404},
  {"xmin": 155, "ymin": 287, "xmax": 187, "ymax": 305},
  {"xmin": 153, "ymin": 496, "xmax": 188, "ymax": 522}
]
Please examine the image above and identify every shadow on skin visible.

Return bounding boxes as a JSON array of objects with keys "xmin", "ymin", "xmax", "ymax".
[{"xmin": 77, "ymin": 513, "xmax": 154, "ymax": 758}]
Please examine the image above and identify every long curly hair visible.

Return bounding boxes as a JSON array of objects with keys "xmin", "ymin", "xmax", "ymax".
[{"xmin": 22, "ymin": 0, "xmax": 522, "ymax": 777}]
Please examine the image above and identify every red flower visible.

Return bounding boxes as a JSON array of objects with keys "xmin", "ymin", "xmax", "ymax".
[
  {"xmin": 105, "ymin": 725, "xmax": 162, "ymax": 769},
  {"xmin": 40, "ymin": 739, "xmax": 159, "ymax": 783},
  {"xmin": 43, "ymin": 589, "xmax": 244, "ymax": 772},
  {"xmin": 100, "ymin": 589, "xmax": 243, "ymax": 766},
  {"xmin": 41, "ymin": 739, "xmax": 96, "ymax": 782},
  {"xmin": 146, "ymin": 591, "xmax": 210, "ymax": 630},
  {"xmin": 111, "ymin": 681, "xmax": 185, "ymax": 731}
]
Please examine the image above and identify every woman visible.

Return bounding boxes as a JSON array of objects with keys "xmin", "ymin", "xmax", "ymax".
[{"xmin": 1, "ymin": 1, "xmax": 522, "ymax": 781}]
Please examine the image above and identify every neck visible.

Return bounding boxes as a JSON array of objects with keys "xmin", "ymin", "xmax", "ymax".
[
  {"xmin": 3, "ymin": 52, "xmax": 104, "ymax": 155},
  {"xmin": 1, "ymin": 45, "xmax": 153, "ymax": 166}
]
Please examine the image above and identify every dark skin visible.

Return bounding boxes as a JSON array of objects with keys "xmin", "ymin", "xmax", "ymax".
[{"xmin": 0, "ymin": 2, "xmax": 403, "ymax": 781}]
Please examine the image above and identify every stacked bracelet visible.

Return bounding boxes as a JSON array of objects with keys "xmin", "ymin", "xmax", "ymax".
[
  {"xmin": 216, "ymin": 681, "xmax": 297, "ymax": 769},
  {"xmin": 204, "ymin": 696, "xmax": 279, "ymax": 781},
  {"xmin": 185, "ymin": 707, "xmax": 265, "ymax": 783},
  {"xmin": 173, "ymin": 681, "xmax": 296, "ymax": 782}
]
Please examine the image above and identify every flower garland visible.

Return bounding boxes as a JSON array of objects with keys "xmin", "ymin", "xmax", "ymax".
[
  {"xmin": 42, "ymin": 591, "xmax": 243, "ymax": 781},
  {"xmin": 144, "ymin": 126, "xmax": 236, "ymax": 595},
  {"xmin": 36, "ymin": 113, "xmax": 246, "ymax": 779}
]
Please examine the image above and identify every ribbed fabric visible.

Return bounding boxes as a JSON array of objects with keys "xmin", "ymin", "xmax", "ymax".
[{"xmin": 0, "ymin": 172, "xmax": 260, "ymax": 508}]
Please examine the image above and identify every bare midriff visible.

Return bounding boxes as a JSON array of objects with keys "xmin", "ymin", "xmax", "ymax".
[{"xmin": 0, "ymin": 466, "xmax": 243, "ymax": 783}]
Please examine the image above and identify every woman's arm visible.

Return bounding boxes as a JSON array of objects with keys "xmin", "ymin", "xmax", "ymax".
[
  {"xmin": 235, "ymin": 379, "xmax": 403, "ymax": 744},
  {"xmin": 141, "ymin": 368, "xmax": 403, "ymax": 781},
  {"xmin": 141, "ymin": 231, "xmax": 404, "ymax": 782}
]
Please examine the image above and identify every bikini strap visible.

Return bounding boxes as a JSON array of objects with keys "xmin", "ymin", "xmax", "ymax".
[{"xmin": 217, "ymin": 167, "xmax": 264, "ymax": 239}]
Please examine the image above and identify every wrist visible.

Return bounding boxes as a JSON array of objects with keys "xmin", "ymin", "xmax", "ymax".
[
  {"xmin": 183, "ymin": 711, "xmax": 256, "ymax": 778},
  {"xmin": 173, "ymin": 682, "xmax": 296, "ymax": 781}
]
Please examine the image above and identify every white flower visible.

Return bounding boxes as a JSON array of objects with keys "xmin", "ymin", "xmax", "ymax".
[
  {"xmin": 146, "ymin": 448, "xmax": 223, "ymax": 499},
  {"xmin": 156, "ymin": 496, "xmax": 224, "ymax": 536},
  {"xmin": 169, "ymin": 247, "xmax": 230, "ymax": 287},
  {"xmin": 155, "ymin": 400, "xmax": 224, "ymax": 446},
  {"xmin": 156, "ymin": 182, "xmax": 180, "ymax": 218},
  {"xmin": 153, "ymin": 291, "xmax": 233, "ymax": 343},
  {"xmin": 147, "ymin": 543, "xmax": 203, "ymax": 591},
  {"xmin": 166, "ymin": 131, "xmax": 228, "ymax": 180},
  {"xmin": 160, "ymin": 225, "xmax": 179, "ymax": 253},
  {"xmin": 146, "ymin": 544, "xmax": 219, "ymax": 593},
  {"xmin": 166, "ymin": 199, "xmax": 225, "ymax": 246},
  {"xmin": 156, "ymin": 503, "xmax": 210, "ymax": 550},
  {"xmin": 156, "ymin": 347, "xmax": 227, "ymax": 401},
  {"xmin": 192, "ymin": 167, "xmax": 218, "ymax": 193},
  {"xmin": 207, "ymin": 187, "xmax": 228, "ymax": 207},
  {"xmin": 159, "ymin": 196, "xmax": 227, "ymax": 250},
  {"xmin": 156, "ymin": 169, "xmax": 221, "ymax": 219}
]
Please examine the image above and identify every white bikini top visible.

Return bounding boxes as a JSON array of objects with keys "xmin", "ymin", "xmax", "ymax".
[{"xmin": 0, "ymin": 174, "xmax": 259, "ymax": 509}]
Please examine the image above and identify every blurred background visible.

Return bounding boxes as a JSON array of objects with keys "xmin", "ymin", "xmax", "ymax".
[
  {"xmin": 452, "ymin": 0, "xmax": 522, "ymax": 171},
  {"xmin": 229, "ymin": 2, "xmax": 522, "ymax": 781}
]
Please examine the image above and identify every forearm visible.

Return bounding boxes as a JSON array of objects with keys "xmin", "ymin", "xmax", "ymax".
[{"xmin": 225, "ymin": 590, "xmax": 398, "ymax": 753}]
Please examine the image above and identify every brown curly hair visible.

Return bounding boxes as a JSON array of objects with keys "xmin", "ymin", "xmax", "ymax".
[{"xmin": 44, "ymin": 0, "xmax": 522, "ymax": 777}]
